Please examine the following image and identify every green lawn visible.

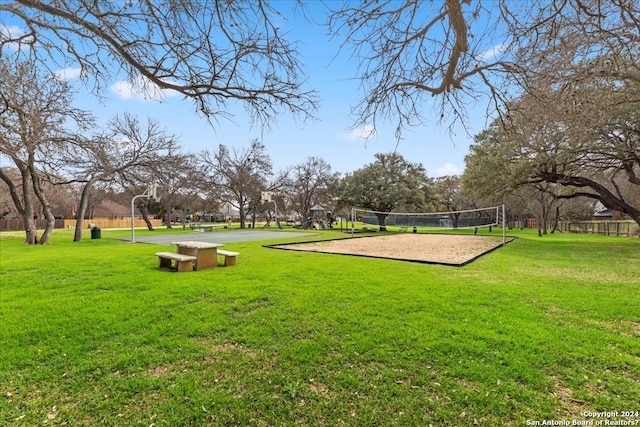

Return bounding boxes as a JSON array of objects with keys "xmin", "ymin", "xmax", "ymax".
[{"xmin": 1, "ymin": 228, "xmax": 639, "ymax": 426}]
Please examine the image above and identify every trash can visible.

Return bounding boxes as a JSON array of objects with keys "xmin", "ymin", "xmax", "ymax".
[{"xmin": 91, "ymin": 226, "xmax": 101, "ymax": 239}]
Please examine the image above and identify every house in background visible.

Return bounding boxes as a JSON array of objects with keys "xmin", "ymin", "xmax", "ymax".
[
  {"xmin": 593, "ymin": 208, "xmax": 614, "ymax": 220},
  {"xmin": 592, "ymin": 203, "xmax": 624, "ymax": 220}
]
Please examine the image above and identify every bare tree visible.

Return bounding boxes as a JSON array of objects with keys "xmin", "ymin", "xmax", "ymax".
[
  {"xmin": 505, "ymin": 0, "xmax": 640, "ymax": 88},
  {"xmin": 327, "ymin": 0, "xmax": 515, "ymax": 137},
  {"xmin": 258, "ymin": 168, "xmax": 291, "ymax": 228},
  {"xmin": 155, "ymin": 151, "xmax": 198, "ymax": 229},
  {"xmin": 198, "ymin": 140, "xmax": 272, "ymax": 229},
  {"xmin": 286, "ymin": 156, "xmax": 336, "ymax": 219},
  {"xmin": 1, "ymin": 0, "xmax": 317, "ymax": 128},
  {"xmin": 0, "ymin": 57, "xmax": 92, "ymax": 244},
  {"xmin": 59, "ymin": 113, "xmax": 181, "ymax": 241},
  {"xmin": 327, "ymin": 0, "xmax": 640, "ymax": 141}
]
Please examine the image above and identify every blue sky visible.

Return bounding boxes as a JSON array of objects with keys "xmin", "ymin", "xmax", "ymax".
[{"xmin": 3, "ymin": 2, "xmax": 499, "ymax": 178}]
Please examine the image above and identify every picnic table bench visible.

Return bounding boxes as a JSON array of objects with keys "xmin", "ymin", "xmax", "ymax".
[
  {"xmin": 217, "ymin": 249, "xmax": 240, "ymax": 266},
  {"xmin": 155, "ymin": 252, "xmax": 197, "ymax": 272},
  {"xmin": 190, "ymin": 223, "xmax": 228, "ymax": 232}
]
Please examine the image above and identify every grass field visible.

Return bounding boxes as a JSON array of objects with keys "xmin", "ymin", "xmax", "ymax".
[{"xmin": 1, "ymin": 227, "xmax": 639, "ymax": 426}]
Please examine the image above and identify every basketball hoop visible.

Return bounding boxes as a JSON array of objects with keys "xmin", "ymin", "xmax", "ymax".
[{"xmin": 148, "ymin": 182, "xmax": 160, "ymax": 202}]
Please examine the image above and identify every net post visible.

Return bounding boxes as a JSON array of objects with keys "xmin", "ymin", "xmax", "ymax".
[
  {"xmin": 351, "ymin": 207, "xmax": 355, "ymax": 236},
  {"xmin": 502, "ymin": 204, "xmax": 506, "ymax": 245}
]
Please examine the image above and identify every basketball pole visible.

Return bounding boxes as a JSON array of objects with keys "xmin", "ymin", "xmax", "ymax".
[
  {"xmin": 261, "ymin": 191, "xmax": 280, "ymax": 229},
  {"xmin": 130, "ymin": 183, "xmax": 159, "ymax": 243}
]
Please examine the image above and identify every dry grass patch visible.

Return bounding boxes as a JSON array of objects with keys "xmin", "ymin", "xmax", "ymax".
[{"xmin": 552, "ymin": 381, "xmax": 593, "ymax": 418}]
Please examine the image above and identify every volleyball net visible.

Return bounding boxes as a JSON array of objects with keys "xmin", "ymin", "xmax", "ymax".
[{"xmin": 351, "ymin": 205, "xmax": 506, "ymax": 242}]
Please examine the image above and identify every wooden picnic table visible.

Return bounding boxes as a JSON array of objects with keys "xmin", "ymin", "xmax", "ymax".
[{"xmin": 172, "ymin": 240, "xmax": 224, "ymax": 270}]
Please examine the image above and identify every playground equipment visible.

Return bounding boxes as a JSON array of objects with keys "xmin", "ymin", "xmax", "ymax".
[
  {"xmin": 299, "ymin": 217, "xmax": 325, "ymax": 230},
  {"xmin": 299, "ymin": 208, "xmax": 337, "ymax": 230}
]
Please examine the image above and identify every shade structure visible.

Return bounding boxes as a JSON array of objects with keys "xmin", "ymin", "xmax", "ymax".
[{"xmin": 310, "ymin": 204, "xmax": 324, "ymax": 220}]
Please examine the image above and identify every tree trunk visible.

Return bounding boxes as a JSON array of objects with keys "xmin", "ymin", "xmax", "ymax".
[
  {"xmin": 536, "ymin": 196, "xmax": 549, "ymax": 235},
  {"xmin": 28, "ymin": 165, "xmax": 56, "ymax": 244},
  {"xmin": 537, "ymin": 211, "xmax": 544, "ymax": 237},
  {"xmin": 239, "ymin": 206, "xmax": 246, "ymax": 229},
  {"xmin": 164, "ymin": 197, "xmax": 172, "ymax": 229},
  {"xmin": 540, "ymin": 172, "xmax": 640, "ymax": 229},
  {"xmin": 138, "ymin": 203, "xmax": 155, "ymax": 231},
  {"xmin": 73, "ymin": 178, "xmax": 98, "ymax": 242},
  {"xmin": 551, "ymin": 206, "xmax": 561, "ymax": 234},
  {"xmin": 20, "ymin": 168, "xmax": 39, "ymax": 244},
  {"xmin": 0, "ymin": 167, "xmax": 38, "ymax": 244},
  {"xmin": 375, "ymin": 213, "xmax": 388, "ymax": 231},
  {"xmin": 452, "ymin": 212, "xmax": 461, "ymax": 228}
]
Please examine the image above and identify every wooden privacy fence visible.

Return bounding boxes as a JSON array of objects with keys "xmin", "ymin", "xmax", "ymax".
[
  {"xmin": 0, "ymin": 219, "xmax": 65, "ymax": 231},
  {"xmin": 557, "ymin": 220, "xmax": 638, "ymax": 237},
  {"xmin": 0, "ymin": 218, "xmax": 162, "ymax": 231},
  {"xmin": 62, "ymin": 219, "xmax": 162, "ymax": 229}
]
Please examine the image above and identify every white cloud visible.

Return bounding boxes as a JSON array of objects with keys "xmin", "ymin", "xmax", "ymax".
[
  {"xmin": 110, "ymin": 75, "xmax": 179, "ymax": 102},
  {"xmin": 337, "ymin": 125, "xmax": 378, "ymax": 142},
  {"xmin": 113, "ymin": 137, "xmax": 137, "ymax": 153},
  {"xmin": 0, "ymin": 25, "xmax": 32, "ymax": 51},
  {"xmin": 434, "ymin": 162, "xmax": 462, "ymax": 177},
  {"xmin": 54, "ymin": 67, "xmax": 83, "ymax": 80},
  {"xmin": 478, "ymin": 43, "xmax": 509, "ymax": 62}
]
